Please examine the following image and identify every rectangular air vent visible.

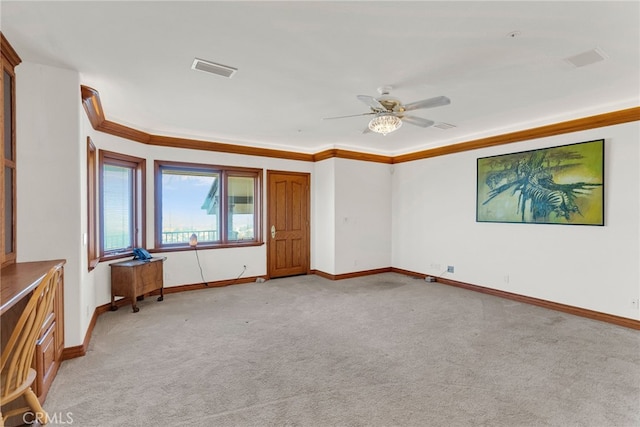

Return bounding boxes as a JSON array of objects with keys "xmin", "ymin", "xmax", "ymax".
[
  {"xmin": 191, "ymin": 58, "xmax": 237, "ymax": 78},
  {"xmin": 564, "ymin": 48, "xmax": 607, "ymax": 68},
  {"xmin": 433, "ymin": 122, "xmax": 456, "ymax": 130}
]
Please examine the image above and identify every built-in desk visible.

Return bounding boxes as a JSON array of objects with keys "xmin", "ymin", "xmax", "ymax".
[{"xmin": 1, "ymin": 259, "xmax": 65, "ymax": 418}]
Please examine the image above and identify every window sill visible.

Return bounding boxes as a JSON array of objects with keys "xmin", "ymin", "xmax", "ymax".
[
  {"xmin": 100, "ymin": 251, "xmax": 134, "ymax": 263},
  {"xmin": 99, "ymin": 241, "xmax": 264, "ymax": 262},
  {"xmin": 152, "ymin": 240, "xmax": 264, "ymax": 253}
]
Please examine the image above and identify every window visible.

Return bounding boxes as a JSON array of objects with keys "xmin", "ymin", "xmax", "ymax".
[
  {"xmin": 155, "ymin": 161, "xmax": 262, "ymax": 249},
  {"xmin": 99, "ymin": 151, "xmax": 145, "ymax": 258}
]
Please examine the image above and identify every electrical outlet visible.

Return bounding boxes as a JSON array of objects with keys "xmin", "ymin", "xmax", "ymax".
[
  {"xmin": 504, "ymin": 275, "xmax": 510, "ymax": 284},
  {"xmin": 632, "ymin": 299, "xmax": 639, "ymax": 310},
  {"xmin": 447, "ymin": 266, "xmax": 454, "ymax": 273}
]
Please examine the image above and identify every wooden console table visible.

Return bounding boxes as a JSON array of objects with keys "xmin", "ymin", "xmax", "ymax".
[{"xmin": 110, "ymin": 257, "xmax": 166, "ymax": 313}]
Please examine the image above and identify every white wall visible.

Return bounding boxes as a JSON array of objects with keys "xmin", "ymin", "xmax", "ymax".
[
  {"xmin": 15, "ymin": 62, "xmax": 86, "ymax": 345},
  {"xmin": 392, "ymin": 122, "xmax": 640, "ymax": 320},
  {"xmin": 333, "ymin": 158, "xmax": 391, "ymax": 274},
  {"xmin": 312, "ymin": 159, "xmax": 336, "ymax": 273},
  {"xmin": 312, "ymin": 158, "xmax": 392, "ymax": 275}
]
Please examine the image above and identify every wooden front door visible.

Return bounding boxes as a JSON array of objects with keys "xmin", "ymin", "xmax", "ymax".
[{"xmin": 267, "ymin": 171, "xmax": 310, "ymax": 278}]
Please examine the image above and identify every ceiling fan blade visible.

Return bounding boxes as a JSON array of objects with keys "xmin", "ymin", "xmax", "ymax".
[
  {"xmin": 401, "ymin": 115, "xmax": 435, "ymax": 128},
  {"xmin": 323, "ymin": 112, "xmax": 376, "ymax": 120},
  {"xmin": 403, "ymin": 96, "xmax": 451, "ymax": 112},
  {"xmin": 357, "ymin": 95, "xmax": 387, "ymax": 111}
]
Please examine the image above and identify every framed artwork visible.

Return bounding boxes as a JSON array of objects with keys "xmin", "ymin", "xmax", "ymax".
[{"xmin": 476, "ymin": 139, "xmax": 604, "ymax": 225}]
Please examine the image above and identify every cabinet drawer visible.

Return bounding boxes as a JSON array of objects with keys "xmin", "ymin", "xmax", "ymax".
[
  {"xmin": 35, "ymin": 322, "xmax": 58, "ymax": 397},
  {"xmin": 40, "ymin": 311, "xmax": 55, "ymax": 338}
]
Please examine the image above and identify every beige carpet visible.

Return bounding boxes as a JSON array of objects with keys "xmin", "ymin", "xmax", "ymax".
[{"xmin": 44, "ymin": 273, "xmax": 639, "ymax": 426}]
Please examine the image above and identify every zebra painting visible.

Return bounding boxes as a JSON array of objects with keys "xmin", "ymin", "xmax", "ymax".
[{"xmin": 477, "ymin": 139, "xmax": 604, "ymax": 225}]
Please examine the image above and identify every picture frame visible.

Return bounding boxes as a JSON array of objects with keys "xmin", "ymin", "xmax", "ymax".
[{"xmin": 476, "ymin": 139, "xmax": 604, "ymax": 226}]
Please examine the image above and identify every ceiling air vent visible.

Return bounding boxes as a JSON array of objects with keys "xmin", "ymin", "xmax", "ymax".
[
  {"xmin": 433, "ymin": 122, "xmax": 456, "ymax": 130},
  {"xmin": 564, "ymin": 48, "xmax": 607, "ymax": 68},
  {"xmin": 191, "ymin": 58, "xmax": 237, "ymax": 78}
]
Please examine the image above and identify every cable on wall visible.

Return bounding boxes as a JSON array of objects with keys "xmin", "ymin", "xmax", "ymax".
[{"xmin": 190, "ymin": 233, "xmax": 208, "ymax": 286}]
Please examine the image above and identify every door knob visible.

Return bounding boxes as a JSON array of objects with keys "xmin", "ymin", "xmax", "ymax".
[{"xmin": 271, "ymin": 225, "xmax": 276, "ymax": 239}]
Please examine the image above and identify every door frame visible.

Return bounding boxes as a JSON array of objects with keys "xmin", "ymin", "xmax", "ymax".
[{"xmin": 266, "ymin": 170, "xmax": 311, "ymax": 278}]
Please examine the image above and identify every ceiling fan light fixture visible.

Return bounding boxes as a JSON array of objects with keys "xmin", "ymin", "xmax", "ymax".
[{"xmin": 368, "ymin": 114, "xmax": 402, "ymax": 135}]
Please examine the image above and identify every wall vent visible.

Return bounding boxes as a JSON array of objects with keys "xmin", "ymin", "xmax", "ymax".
[
  {"xmin": 191, "ymin": 58, "xmax": 237, "ymax": 78},
  {"xmin": 564, "ymin": 48, "xmax": 607, "ymax": 68},
  {"xmin": 433, "ymin": 122, "xmax": 456, "ymax": 130}
]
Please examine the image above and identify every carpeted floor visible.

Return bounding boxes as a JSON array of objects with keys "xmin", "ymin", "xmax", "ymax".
[{"xmin": 44, "ymin": 273, "xmax": 640, "ymax": 426}]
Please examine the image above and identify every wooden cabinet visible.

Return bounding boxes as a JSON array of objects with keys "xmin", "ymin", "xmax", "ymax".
[
  {"xmin": 1, "ymin": 34, "xmax": 21, "ymax": 268},
  {"xmin": 110, "ymin": 257, "xmax": 166, "ymax": 312},
  {"xmin": 1, "ymin": 260, "xmax": 65, "ymax": 406},
  {"xmin": 34, "ymin": 266, "xmax": 64, "ymax": 398},
  {"xmin": 35, "ymin": 315, "xmax": 57, "ymax": 396}
]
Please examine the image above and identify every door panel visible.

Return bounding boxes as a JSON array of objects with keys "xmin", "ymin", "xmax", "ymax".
[{"xmin": 268, "ymin": 171, "xmax": 310, "ymax": 278}]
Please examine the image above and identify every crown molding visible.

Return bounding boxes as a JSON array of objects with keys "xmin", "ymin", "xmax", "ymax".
[
  {"xmin": 81, "ymin": 85, "xmax": 312, "ymax": 161},
  {"xmin": 1, "ymin": 33, "xmax": 22, "ymax": 68},
  {"xmin": 393, "ymin": 106, "xmax": 640, "ymax": 164},
  {"xmin": 313, "ymin": 149, "xmax": 393, "ymax": 164},
  {"xmin": 81, "ymin": 86, "xmax": 639, "ymax": 164},
  {"xmin": 80, "ymin": 86, "xmax": 150, "ymax": 143},
  {"xmin": 148, "ymin": 134, "xmax": 314, "ymax": 162}
]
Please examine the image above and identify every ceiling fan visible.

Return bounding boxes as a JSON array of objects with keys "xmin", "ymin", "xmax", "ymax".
[{"xmin": 324, "ymin": 86, "xmax": 451, "ymax": 135}]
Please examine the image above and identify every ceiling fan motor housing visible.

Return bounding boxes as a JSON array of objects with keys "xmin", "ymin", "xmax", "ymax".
[
  {"xmin": 376, "ymin": 86, "xmax": 402, "ymax": 112},
  {"xmin": 377, "ymin": 98, "xmax": 403, "ymax": 113}
]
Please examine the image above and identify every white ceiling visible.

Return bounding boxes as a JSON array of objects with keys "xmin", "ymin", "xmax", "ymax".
[{"xmin": 2, "ymin": 1, "xmax": 639, "ymax": 156}]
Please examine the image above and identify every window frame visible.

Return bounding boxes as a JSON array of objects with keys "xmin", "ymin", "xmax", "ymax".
[
  {"xmin": 154, "ymin": 160, "xmax": 262, "ymax": 250},
  {"xmin": 87, "ymin": 138, "xmax": 98, "ymax": 270},
  {"xmin": 99, "ymin": 150, "xmax": 146, "ymax": 260}
]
